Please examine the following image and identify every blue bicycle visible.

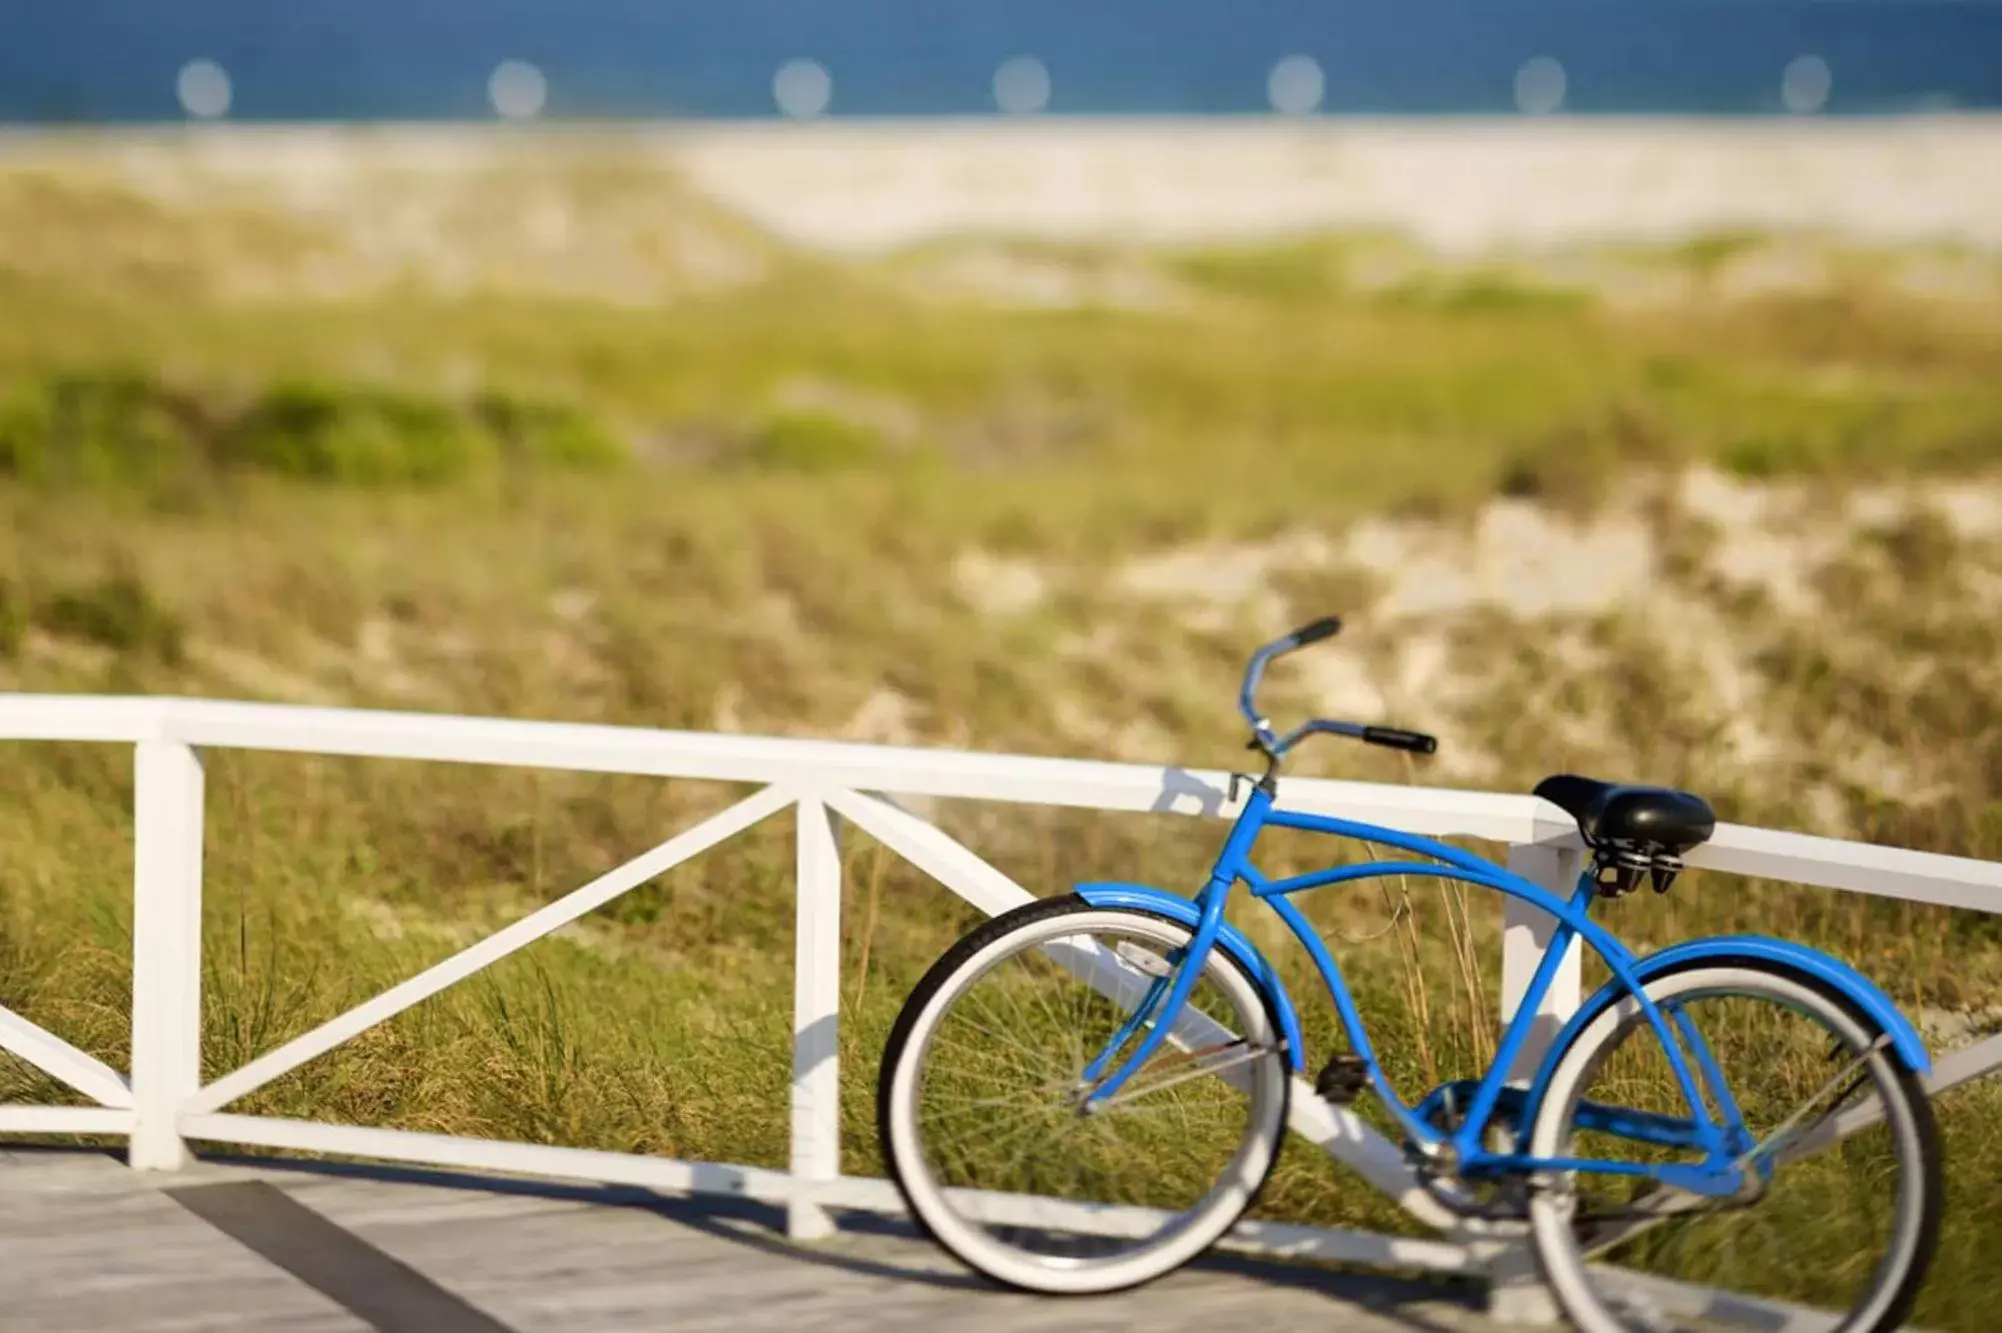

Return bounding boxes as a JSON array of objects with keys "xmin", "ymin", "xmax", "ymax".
[{"xmin": 878, "ymin": 618, "xmax": 1942, "ymax": 1332}]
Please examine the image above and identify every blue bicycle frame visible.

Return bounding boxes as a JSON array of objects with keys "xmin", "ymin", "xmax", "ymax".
[
  {"xmin": 1067, "ymin": 618, "xmax": 1931, "ymax": 1198},
  {"xmin": 1078, "ymin": 786, "xmax": 1752, "ymax": 1194}
]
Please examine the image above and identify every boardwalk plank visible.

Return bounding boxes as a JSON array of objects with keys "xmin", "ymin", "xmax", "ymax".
[{"xmin": 0, "ymin": 1149, "xmax": 1498, "ymax": 1333}]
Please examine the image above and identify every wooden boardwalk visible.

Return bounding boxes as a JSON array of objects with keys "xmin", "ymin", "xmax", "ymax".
[{"xmin": 0, "ymin": 1146, "xmax": 1511, "ymax": 1333}]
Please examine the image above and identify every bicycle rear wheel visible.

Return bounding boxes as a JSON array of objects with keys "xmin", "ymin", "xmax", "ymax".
[
  {"xmin": 1526, "ymin": 960, "xmax": 1942, "ymax": 1333},
  {"xmin": 877, "ymin": 893, "xmax": 1291, "ymax": 1295}
]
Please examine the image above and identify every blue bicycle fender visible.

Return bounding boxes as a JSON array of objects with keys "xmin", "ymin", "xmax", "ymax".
[
  {"xmin": 1519, "ymin": 934, "xmax": 1932, "ymax": 1131},
  {"xmin": 1073, "ymin": 882, "xmax": 1307, "ymax": 1072}
]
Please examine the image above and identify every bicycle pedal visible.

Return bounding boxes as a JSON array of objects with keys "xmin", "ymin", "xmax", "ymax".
[{"xmin": 1315, "ymin": 1052, "xmax": 1368, "ymax": 1105}]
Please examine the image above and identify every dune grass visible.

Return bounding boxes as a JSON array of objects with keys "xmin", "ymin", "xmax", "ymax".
[{"xmin": 2, "ymin": 145, "xmax": 2001, "ymax": 1326}]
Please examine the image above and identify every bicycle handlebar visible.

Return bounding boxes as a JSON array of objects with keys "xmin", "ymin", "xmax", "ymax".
[
  {"xmin": 1286, "ymin": 615, "xmax": 1344, "ymax": 649},
  {"xmin": 1362, "ymin": 725, "xmax": 1438, "ymax": 755},
  {"xmin": 1237, "ymin": 616, "xmax": 1439, "ymax": 761}
]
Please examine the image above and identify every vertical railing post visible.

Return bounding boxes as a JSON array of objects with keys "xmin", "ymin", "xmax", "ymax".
[
  {"xmin": 1499, "ymin": 844, "xmax": 1584, "ymax": 1083},
  {"xmin": 1487, "ymin": 841, "xmax": 1585, "ymax": 1325},
  {"xmin": 129, "ymin": 739, "xmax": 205, "ymax": 1171},
  {"xmin": 788, "ymin": 794, "xmax": 843, "ymax": 1240}
]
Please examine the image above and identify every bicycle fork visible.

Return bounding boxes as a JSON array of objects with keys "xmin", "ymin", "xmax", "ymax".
[{"xmin": 1073, "ymin": 875, "xmax": 1239, "ymax": 1112}]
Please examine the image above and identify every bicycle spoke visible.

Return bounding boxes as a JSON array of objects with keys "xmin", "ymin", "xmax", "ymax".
[
  {"xmin": 1095, "ymin": 1041, "xmax": 1270, "ymax": 1107},
  {"xmin": 1738, "ymin": 1034, "xmax": 1888, "ymax": 1171}
]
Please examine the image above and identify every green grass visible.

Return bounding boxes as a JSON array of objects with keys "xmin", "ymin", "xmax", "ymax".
[
  {"xmin": 2, "ymin": 145, "xmax": 2001, "ymax": 1327},
  {"xmin": 0, "ymin": 370, "xmax": 626, "ymax": 490}
]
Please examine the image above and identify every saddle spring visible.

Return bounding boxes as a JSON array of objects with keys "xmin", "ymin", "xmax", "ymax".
[{"xmin": 1591, "ymin": 843, "xmax": 1685, "ymax": 898}]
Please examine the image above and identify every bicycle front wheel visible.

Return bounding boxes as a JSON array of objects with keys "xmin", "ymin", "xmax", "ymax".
[
  {"xmin": 877, "ymin": 894, "xmax": 1292, "ymax": 1295},
  {"xmin": 1526, "ymin": 960, "xmax": 1942, "ymax": 1333}
]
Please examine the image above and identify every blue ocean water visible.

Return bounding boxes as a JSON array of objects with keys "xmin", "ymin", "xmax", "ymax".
[{"xmin": 1, "ymin": 0, "xmax": 1998, "ymax": 122}]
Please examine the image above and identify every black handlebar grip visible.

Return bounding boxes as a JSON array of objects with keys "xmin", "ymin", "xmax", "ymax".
[
  {"xmin": 1363, "ymin": 726, "xmax": 1438, "ymax": 755},
  {"xmin": 1288, "ymin": 616, "xmax": 1343, "ymax": 648}
]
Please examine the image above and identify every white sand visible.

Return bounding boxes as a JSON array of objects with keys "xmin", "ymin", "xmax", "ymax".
[{"xmin": 6, "ymin": 114, "xmax": 2000, "ymax": 256}]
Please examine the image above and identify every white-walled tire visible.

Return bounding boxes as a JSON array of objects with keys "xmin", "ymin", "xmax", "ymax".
[
  {"xmin": 1526, "ymin": 961, "xmax": 1942, "ymax": 1333},
  {"xmin": 877, "ymin": 894, "xmax": 1291, "ymax": 1295}
]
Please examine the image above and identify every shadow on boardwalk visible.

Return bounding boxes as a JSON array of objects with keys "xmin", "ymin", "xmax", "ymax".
[{"xmin": 0, "ymin": 1144, "xmax": 1500, "ymax": 1333}]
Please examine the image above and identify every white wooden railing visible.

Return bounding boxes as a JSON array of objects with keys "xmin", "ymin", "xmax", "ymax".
[{"xmin": 2, "ymin": 695, "xmax": 2000, "ymax": 1326}]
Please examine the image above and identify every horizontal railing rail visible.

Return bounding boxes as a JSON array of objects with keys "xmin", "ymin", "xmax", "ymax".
[
  {"xmin": 5, "ymin": 693, "xmax": 2000, "ymax": 907},
  {"xmin": 2, "ymin": 692, "xmax": 1999, "ymax": 1327}
]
